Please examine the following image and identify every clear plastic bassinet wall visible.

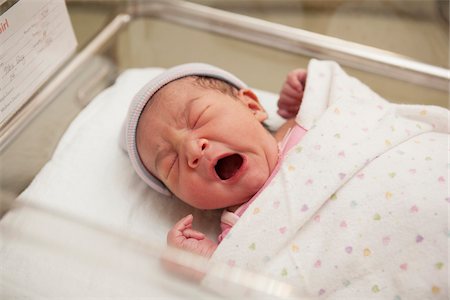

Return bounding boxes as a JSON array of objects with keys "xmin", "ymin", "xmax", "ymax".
[{"xmin": 0, "ymin": 0, "xmax": 448, "ymax": 299}]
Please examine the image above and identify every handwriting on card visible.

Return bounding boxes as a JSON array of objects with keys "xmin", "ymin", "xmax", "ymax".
[{"xmin": 0, "ymin": 0, "xmax": 77, "ymax": 124}]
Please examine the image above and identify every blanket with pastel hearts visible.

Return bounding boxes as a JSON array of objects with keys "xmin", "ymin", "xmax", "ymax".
[{"xmin": 203, "ymin": 60, "xmax": 449, "ymax": 299}]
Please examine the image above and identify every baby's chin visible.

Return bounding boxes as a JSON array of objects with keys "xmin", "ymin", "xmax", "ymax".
[
  {"xmin": 179, "ymin": 171, "xmax": 270, "ymax": 210},
  {"xmin": 186, "ymin": 188, "xmax": 255, "ymax": 210},
  {"xmin": 229, "ymin": 176, "xmax": 268, "ymax": 206}
]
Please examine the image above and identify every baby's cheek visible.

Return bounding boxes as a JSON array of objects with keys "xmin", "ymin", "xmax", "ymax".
[{"xmin": 177, "ymin": 177, "xmax": 211, "ymax": 207}]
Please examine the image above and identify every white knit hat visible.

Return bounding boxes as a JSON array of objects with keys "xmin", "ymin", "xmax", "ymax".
[{"xmin": 122, "ymin": 63, "xmax": 248, "ymax": 195}]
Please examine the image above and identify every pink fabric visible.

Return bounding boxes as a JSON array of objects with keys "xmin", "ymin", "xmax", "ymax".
[{"xmin": 218, "ymin": 124, "xmax": 307, "ymax": 242}]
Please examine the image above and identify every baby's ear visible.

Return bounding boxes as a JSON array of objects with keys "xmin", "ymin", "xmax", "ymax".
[{"xmin": 237, "ymin": 89, "xmax": 268, "ymax": 122}]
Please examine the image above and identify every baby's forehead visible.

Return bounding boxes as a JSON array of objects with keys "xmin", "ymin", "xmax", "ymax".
[
  {"xmin": 141, "ymin": 77, "xmax": 198, "ymax": 118},
  {"xmin": 157, "ymin": 76, "xmax": 195, "ymax": 95},
  {"xmin": 147, "ymin": 77, "xmax": 197, "ymax": 107}
]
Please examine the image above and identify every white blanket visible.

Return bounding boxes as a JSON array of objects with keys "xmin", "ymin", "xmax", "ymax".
[{"xmin": 204, "ymin": 60, "xmax": 449, "ymax": 299}]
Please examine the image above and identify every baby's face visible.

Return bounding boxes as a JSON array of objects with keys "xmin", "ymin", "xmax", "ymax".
[{"xmin": 136, "ymin": 77, "xmax": 278, "ymax": 209}]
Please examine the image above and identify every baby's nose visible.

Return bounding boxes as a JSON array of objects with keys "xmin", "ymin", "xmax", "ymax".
[{"xmin": 186, "ymin": 138, "xmax": 209, "ymax": 169}]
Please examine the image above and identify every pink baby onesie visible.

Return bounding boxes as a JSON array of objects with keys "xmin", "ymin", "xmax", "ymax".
[{"xmin": 218, "ymin": 124, "xmax": 307, "ymax": 242}]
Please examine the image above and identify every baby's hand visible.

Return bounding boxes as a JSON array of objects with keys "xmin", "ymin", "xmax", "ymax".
[
  {"xmin": 167, "ymin": 214, "xmax": 217, "ymax": 258},
  {"xmin": 277, "ymin": 69, "xmax": 307, "ymax": 119}
]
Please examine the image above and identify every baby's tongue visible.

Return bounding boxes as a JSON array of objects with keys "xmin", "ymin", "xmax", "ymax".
[{"xmin": 215, "ymin": 154, "xmax": 243, "ymax": 180}]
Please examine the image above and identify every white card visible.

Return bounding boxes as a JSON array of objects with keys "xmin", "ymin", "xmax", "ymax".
[{"xmin": 0, "ymin": 0, "xmax": 77, "ymax": 124}]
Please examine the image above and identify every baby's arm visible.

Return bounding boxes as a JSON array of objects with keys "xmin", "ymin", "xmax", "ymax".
[
  {"xmin": 167, "ymin": 214, "xmax": 217, "ymax": 258},
  {"xmin": 277, "ymin": 69, "xmax": 307, "ymax": 119}
]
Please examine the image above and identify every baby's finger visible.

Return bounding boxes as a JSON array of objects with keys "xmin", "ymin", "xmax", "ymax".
[
  {"xmin": 285, "ymin": 105, "xmax": 301, "ymax": 115},
  {"xmin": 277, "ymin": 108, "xmax": 296, "ymax": 119},
  {"xmin": 279, "ymin": 91, "xmax": 303, "ymax": 106},
  {"xmin": 183, "ymin": 228, "xmax": 206, "ymax": 240},
  {"xmin": 167, "ymin": 227, "xmax": 184, "ymax": 246},
  {"xmin": 279, "ymin": 106, "xmax": 300, "ymax": 114},
  {"xmin": 282, "ymin": 83, "xmax": 301, "ymax": 100},
  {"xmin": 173, "ymin": 214, "xmax": 193, "ymax": 231},
  {"xmin": 286, "ymin": 70, "xmax": 304, "ymax": 91},
  {"xmin": 296, "ymin": 70, "xmax": 307, "ymax": 85},
  {"xmin": 167, "ymin": 217, "xmax": 192, "ymax": 245}
]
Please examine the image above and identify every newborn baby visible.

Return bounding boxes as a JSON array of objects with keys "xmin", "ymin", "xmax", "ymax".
[{"xmin": 122, "ymin": 63, "xmax": 306, "ymax": 257}]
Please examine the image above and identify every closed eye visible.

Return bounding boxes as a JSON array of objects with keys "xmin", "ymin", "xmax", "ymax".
[
  {"xmin": 167, "ymin": 154, "xmax": 178, "ymax": 178},
  {"xmin": 193, "ymin": 105, "xmax": 210, "ymax": 129}
]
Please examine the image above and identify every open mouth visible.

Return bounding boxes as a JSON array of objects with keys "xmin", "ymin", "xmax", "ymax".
[{"xmin": 214, "ymin": 154, "xmax": 244, "ymax": 180}]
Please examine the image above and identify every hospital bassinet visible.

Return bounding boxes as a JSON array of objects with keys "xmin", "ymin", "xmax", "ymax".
[{"xmin": 0, "ymin": 0, "xmax": 448, "ymax": 298}]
